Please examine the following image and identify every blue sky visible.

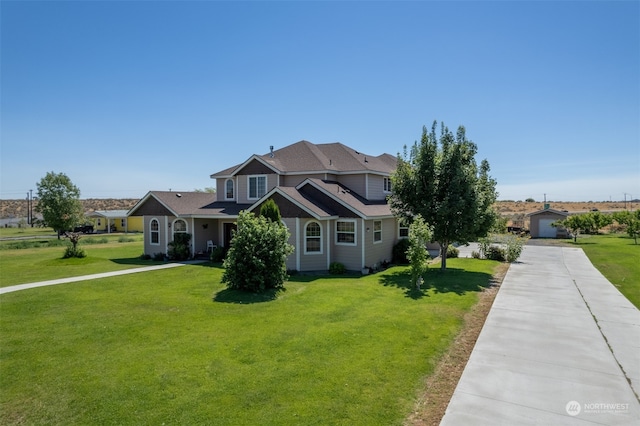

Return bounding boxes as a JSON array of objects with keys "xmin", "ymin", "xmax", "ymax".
[{"xmin": 2, "ymin": 0, "xmax": 638, "ymax": 202}]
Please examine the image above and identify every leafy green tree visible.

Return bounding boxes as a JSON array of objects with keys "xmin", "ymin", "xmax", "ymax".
[
  {"xmin": 406, "ymin": 215, "xmax": 432, "ymax": 288},
  {"xmin": 584, "ymin": 211, "xmax": 613, "ymax": 234},
  {"xmin": 390, "ymin": 121, "xmax": 498, "ymax": 270},
  {"xmin": 259, "ymin": 199, "xmax": 282, "ymax": 223},
  {"xmin": 613, "ymin": 210, "xmax": 640, "ymax": 244},
  {"xmin": 553, "ymin": 214, "xmax": 586, "ymax": 242},
  {"xmin": 35, "ymin": 171, "xmax": 84, "ymax": 239},
  {"xmin": 222, "ymin": 211, "xmax": 294, "ymax": 292}
]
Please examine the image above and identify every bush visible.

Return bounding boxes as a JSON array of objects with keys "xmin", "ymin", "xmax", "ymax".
[
  {"xmin": 486, "ymin": 246, "xmax": 506, "ymax": 261},
  {"xmin": 210, "ymin": 247, "xmax": 226, "ymax": 263},
  {"xmin": 222, "ymin": 211, "xmax": 294, "ymax": 293},
  {"xmin": 118, "ymin": 236, "xmax": 135, "ymax": 243},
  {"xmin": 471, "ymin": 250, "xmax": 481, "ymax": 259},
  {"xmin": 167, "ymin": 233, "xmax": 191, "ymax": 261},
  {"xmin": 62, "ymin": 246, "xmax": 86, "ymax": 258},
  {"xmin": 329, "ymin": 262, "xmax": 346, "ymax": 275},
  {"xmin": 140, "ymin": 254, "xmax": 152, "ymax": 260},
  {"xmin": 153, "ymin": 252, "xmax": 166, "ymax": 261},
  {"xmin": 392, "ymin": 239, "xmax": 410, "ymax": 264},
  {"xmin": 446, "ymin": 245, "xmax": 459, "ymax": 258},
  {"xmin": 504, "ymin": 236, "xmax": 524, "ymax": 263}
]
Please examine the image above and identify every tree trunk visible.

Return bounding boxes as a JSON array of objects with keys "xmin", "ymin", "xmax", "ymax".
[{"xmin": 440, "ymin": 242, "xmax": 448, "ymax": 270}]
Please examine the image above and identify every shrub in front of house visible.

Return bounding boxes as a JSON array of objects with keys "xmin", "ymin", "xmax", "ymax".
[
  {"xmin": 210, "ymin": 247, "xmax": 226, "ymax": 263},
  {"xmin": 392, "ymin": 239, "xmax": 410, "ymax": 264},
  {"xmin": 329, "ymin": 262, "xmax": 346, "ymax": 275},
  {"xmin": 222, "ymin": 211, "xmax": 294, "ymax": 293},
  {"xmin": 167, "ymin": 233, "xmax": 192, "ymax": 261},
  {"xmin": 153, "ymin": 252, "xmax": 166, "ymax": 261}
]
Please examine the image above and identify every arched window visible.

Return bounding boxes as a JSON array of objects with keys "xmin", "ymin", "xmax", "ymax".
[
  {"xmin": 173, "ymin": 219, "xmax": 187, "ymax": 241},
  {"xmin": 305, "ymin": 221, "xmax": 322, "ymax": 254},
  {"xmin": 225, "ymin": 179, "xmax": 234, "ymax": 200},
  {"xmin": 150, "ymin": 218, "xmax": 159, "ymax": 245}
]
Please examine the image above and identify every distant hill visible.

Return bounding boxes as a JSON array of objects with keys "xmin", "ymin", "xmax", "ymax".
[
  {"xmin": 0, "ymin": 199, "xmax": 139, "ymax": 219},
  {"xmin": 1, "ymin": 198, "xmax": 634, "ymax": 220}
]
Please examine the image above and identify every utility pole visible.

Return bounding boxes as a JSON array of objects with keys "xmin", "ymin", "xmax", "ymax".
[
  {"xmin": 29, "ymin": 189, "xmax": 34, "ymax": 227},
  {"xmin": 624, "ymin": 193, "xmax": 629, "ymax": 210}
]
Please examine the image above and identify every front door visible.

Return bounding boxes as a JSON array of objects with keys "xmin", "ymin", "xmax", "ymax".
[{"xmin": 223, "ymin": 223, "xmax": 237, "ymax": 248}]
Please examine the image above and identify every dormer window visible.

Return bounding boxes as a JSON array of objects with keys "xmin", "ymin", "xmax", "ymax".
[
  {"xmin": 225, "ymin": 179, "xmax": 234, "ymax": 200},
  {"xmin": 248, "ymin": 175, "xmax": 267, "ymax": 200},
  {"xmin": 383, "ymin": 177, "xmax": 392, "ymax": 193}
]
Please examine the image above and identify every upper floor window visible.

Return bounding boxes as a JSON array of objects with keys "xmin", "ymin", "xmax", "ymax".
[
  {"xmin": 305, "ymin": 221, "xmax": 322, "ymax": 254},
  {"xmin": 150, "ymin": 218, "xmax": 159, "ymax": 244},
  {"xmin": 383, "ymin": 177, "xmax": 392, "ymax": 193},
  {"xmin": 248, "ymin": 175, "xmax": 267, "ymax": 200},
  {"xmin": 373, "ymin": 220, "xmax": 382, "ymax": 243},
  {"xmin": 225, "ymin": 179, "xmax": 234, "ymax": 200},
  {"xmin": 336, "ymin": 220, "xmax": 356, "ymax": 245}
]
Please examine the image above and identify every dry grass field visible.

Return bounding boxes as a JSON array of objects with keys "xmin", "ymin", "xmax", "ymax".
[{"xmin": 0, "ymin": 198, "xmax": 139, "ymax": 219}]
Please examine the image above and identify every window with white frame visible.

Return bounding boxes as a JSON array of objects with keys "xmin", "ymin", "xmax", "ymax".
[
  {"xmin": 305, "ymin": 221, "xmax": 322, "ymax": 253},
  {"xmin": 173, "ymin": 219, "xmax": 187, "ymax": 241},
  {"xmin": 150, "ymin": 219, "xmax": 159, "ymax": 244},
  {"xmin": 383, "ymin": 177, "xmax": 392, "ymax": 193},
  {"xmin": 398, "ymin": 220, "xmax": 409, "ymax": 239},
  {"xmin": 225, "ymin": 179, "xmax": 234, "ymax": 200},
  {"xmin": 336, "ymin": 220, "xmax": 356, "ymax": 244},
  {"xmin": 373, "ymin": 220, "xmax": 382, "ymax": 243},
  {"xmin": 248, "ymin": 175, "xmax": 267, "ymax": 199}
]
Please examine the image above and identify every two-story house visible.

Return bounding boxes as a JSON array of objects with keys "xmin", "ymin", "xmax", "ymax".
[{"xmin": 128, "ymin": 140, "xmax": 405, "ymax": 272}]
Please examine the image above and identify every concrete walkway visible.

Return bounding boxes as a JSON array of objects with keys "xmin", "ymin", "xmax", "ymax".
[
  {"xmin": 441, "ymin": 245, "xmax": 640, "ymax": 425},
  {"xmin": 0, "ymin": 261, "xmax": 205, "ymax": 295}
]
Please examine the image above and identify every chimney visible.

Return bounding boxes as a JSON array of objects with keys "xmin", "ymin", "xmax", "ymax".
[{"xmin": 269, "ymin": 146, "xmax": 274, "ymax": 158}]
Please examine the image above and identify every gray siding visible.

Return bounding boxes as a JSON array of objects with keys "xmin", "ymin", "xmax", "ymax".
[
  {"xmin": 367, "ymin": 175, "xmax": 391, "ymax": 201},
  {"xmin": 236, "ymin": 173, "xmax": 278, "ymax": 204},
  {"xmin": 363, "ymin": 218, "xmax": 396, "ymax": 268},
  {"xmin": 336, "ymin": 174, "xmax": 367, "ymax": 198}
]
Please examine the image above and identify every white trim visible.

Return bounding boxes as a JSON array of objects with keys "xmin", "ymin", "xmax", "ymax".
[
  {"xmin": 326, "ymin": 220, "xmax": 331, "ymax": 270},
  {"xmin": 373, "ymin": 220, "xmax": 382, "ymax": 244},
  {"xmin": 149, "ymin": 217, "xmax": 160, "ymax": 245},
  {"xmin": 365, "ymin": 174, "xmax": 369, "ymax": 199},
  {"xmin": 398, "ymin": 220, "xmax": 409, "ymax": 239},
  {"xmin": 383, "ymin": 177, "xmax": 392, "ymax": 193},
  {"xmin": 304, "ymin": 220, "xmax": 323, "ymax": 255},
  {"xmin": 361, "ymin": 218, "xmax": 366, "ymax": 269},
  {"xmin": 247, "ymin": 175, "xmax": 267, "ymax": 200},
  {"xmin": 296, "ymin": 218, "xmax": 301, "ymax": 270},
  {"xmin": 335, "ymin": 219, "xmax": 357, "ymax": 246},
  {"xmin": 164, "ymin": 216, "xmax": 169, "ymax": 253},
  {"xmin": 224, "ymin": 178, "xmax": 235, "ymax": 201}
]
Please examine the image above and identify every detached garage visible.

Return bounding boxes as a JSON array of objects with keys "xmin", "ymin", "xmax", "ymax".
[{"xmin": 527, "ymin": 208, "xmax": 569, "ymax": 238}]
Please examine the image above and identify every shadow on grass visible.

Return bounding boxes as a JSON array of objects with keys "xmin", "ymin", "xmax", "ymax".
[
  {"xmin": 379, "ymin": 267, "xmax": 493, "ymax": 299},
  {"xmin": 213, "ymin": 288, "xmax": 282, "ymax": 304}
]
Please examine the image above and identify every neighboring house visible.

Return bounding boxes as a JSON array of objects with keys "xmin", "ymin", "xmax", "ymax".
[
  {"xmin": 527, "ymin": 208, "xmax": 569, "ymax": 238},
  {"xmin": 128, "ymin": 140, "xmax": 404, "ymax": 272},
  {"xmin": 88, "ymin": 210, "xmax": 143, "ymax": 233}
]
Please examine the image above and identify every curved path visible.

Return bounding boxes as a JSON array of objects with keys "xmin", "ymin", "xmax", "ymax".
[{"xmin": 441, "ymin": 245, "xmax": 640, "ymax": 425}]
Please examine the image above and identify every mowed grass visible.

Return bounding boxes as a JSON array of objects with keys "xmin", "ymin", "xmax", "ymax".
[
  {"xmin": 571, "ymin": 233, "xmax": 640, "ymax": 309},
  {"xmin": 0, "ymin": 258, "xmax": 499, "ymax": 425},
  {"xmin": 0, "ymin": 235, "xmax": 149, "ymax": 287}
]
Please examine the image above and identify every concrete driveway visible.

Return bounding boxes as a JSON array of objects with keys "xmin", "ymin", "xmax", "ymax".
[{"xmin": 441, "ymin": 245, "xmax": 640, "ymax": 425}]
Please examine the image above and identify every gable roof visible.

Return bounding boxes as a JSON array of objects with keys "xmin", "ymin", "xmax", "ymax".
[
  {"xmin": 525, "ymin": 208, "xmax": 570, "ymax": 217},
  {"xmin": 128, "ymin": 191, "xmax": 250, "ymax": 218},
  {"xmin": 210, "ymin": 140, "xmax": 397, "ymax": 178}
]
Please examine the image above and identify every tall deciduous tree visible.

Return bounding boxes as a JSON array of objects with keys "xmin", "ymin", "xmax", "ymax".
[
  {"xmin": 35, "ymin": 172, "xmax": 84, "ymax": 239},
  {"xmin": 390, "ymin": 121, "xmax": 498, "ymax": 270}
]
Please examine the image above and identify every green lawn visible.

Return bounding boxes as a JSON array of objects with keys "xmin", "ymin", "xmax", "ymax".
[
  {"xmin": 0, "ymin": 258, "xmax": 499, "ymax": 425},
  {"xmin": 0, "ymin": 234, "xmax": 149, "ymax": 287},
  {"xmin": 570, "ymin": 233, "xmax": 640, "ymax": 309}
]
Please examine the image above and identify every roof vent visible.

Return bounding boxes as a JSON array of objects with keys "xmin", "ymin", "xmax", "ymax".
[
  {"xmin": 176, "ymin": 193, "xmax": 182, "ymax": 198},
  {"xmin": 269, "ymin": 146, "xmax": 274, "ymax": 158}
]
